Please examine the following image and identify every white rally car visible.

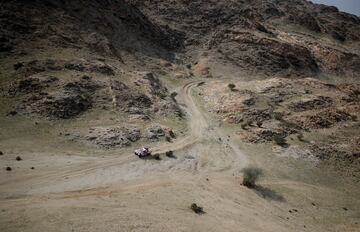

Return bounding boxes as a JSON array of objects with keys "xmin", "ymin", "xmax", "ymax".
[{"xmin": 134, "ymin": 147, "xmax": 152, "ymax": 158}]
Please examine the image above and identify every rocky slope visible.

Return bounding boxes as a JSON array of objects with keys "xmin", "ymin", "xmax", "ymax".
[
  {"xmin": 0, "ymin": 0, "xmax": 186, "ymax": 114},
  {"xmin": 0, "ymin": 0, "xmax": 359, "ymax": 167},
  {"xmin": 0, "ymin": 0, "xmax": 190, "ymax": 151},
  {"xmin": 0, "ymin": 0, "xmax": 359, "ymax": 173},
  {"xmin": 132, "ymin": 0, "xmax": 360, "ymax": 77},
  {"xmin": 0, "ymin": 0, "xmax": 183, "ymax": 56},
  {"xmin": 198, "ymin": 78, "xmax": 360, "ymax": 178}
]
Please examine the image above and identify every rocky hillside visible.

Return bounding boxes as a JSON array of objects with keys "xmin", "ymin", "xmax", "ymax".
[
  {"xmin": 0, "ymin": 0, "xmax": 359, "ymax": 151},
  {"xmin": 1, "ymin": 0, "xmax": 359, "ymax": 78},
  {"xmin": 132, "ymin": 0, "xmax": 360, "ymax": 77},
  {"xmin": 0, "ymin": 0, "xmax": 185, "ymax": 119},
  {"xmin": 0, "ymin": 0, "xmax": 190, "ymax": 151},
  {"xmin": 0, "ymin": 0, "xmax": 183, "ymax": 58}
]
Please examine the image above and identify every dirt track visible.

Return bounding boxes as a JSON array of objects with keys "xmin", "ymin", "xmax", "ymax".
[
  {"xmin": 0, "ymin": 81, "xmax": 358, "ymax": 232},
  {"xmin": 0, "ymin": 80, "xmax": 247, "ymax": 192}
]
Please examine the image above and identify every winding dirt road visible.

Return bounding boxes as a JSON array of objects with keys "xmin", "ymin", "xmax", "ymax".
[{"xmin": 0, "ymin": 80, "xmax": 248, "ymax": 196}]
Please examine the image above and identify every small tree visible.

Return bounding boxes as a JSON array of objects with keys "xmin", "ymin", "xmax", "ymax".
[{"xmin": 228, "ymin": 83, "xmax": 236, "ymax": 91}]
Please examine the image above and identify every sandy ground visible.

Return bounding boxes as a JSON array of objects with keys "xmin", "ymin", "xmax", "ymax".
[{"xmin": 0, "ymin": 80, "xmax": 359, "ymax": 232}]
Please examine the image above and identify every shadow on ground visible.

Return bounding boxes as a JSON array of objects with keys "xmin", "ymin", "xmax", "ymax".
[
  {"xmin": 139, "ymin": 155, "xmax": 162, "ymax": 161},
  {"xmin": 166, "ymin": 153, "xmax": 177, "ymax": 159},
  {"xmin": 253, "ymin": 185, "xmax": 286, "ymax": 202}
]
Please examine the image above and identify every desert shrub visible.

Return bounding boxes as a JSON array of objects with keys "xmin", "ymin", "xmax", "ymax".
[
  {"xmin": 241, "ymin": 167, "xmax": 263, "ymax": 188},
  {"xmin": 228, "ymin": 83, "xmax": 236, "ymax": 91},
  {"xmin": 191, "ymin": 203, "xmax": 204, "ymax": 214},
  {"xmin": 168, "ymin": 129, "xmax": 176, "ymax": 138},
  {"xmin": 273, "ymin": 135, "xmax": 287, "ymax": 146},
  {"xmin": 353, "ymin": 89, "xmax": 360, "ymax": 96},
  {"xmin": 351, "ymin": 115, "xmax": 357, "ymax": 121},
  {"xmin": 241, "ymin": 120, "xmax": 254, "ymax": 130},
  {"xmin": 280, "ymin": 120, "xmax": 301, "ymax": 131},
  {"xmin": 273, "ymin": 112, "xmax": 283, "ymax": 121},
  {"xmin": 297, "ymin": 133, "xmax": 305, "ymax": 142},
  {"xmin": 170, "ymin": 92, "xmax": 178, "ymax": 102},
  {"xmin": 165, "ymin": 150, "xmax": 174, "ymax": 157},
  {"xmin": 241, "ymin": 122, "xmax": 248, "ymax": 130},
  {"xmin": 197, "ymin": 81, "xmax": 205, "ymax": 87},
  {"xmin": 256, "ymin": 121, "xmax": 263, "ymax": 128},
  {"xmin": 165, "ymin": 136, "xmax": 172, "ymax": 142}
]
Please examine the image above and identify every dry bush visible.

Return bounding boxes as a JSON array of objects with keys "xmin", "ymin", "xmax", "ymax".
[
  {"xmin": 165, "ymin": 136, "xmax": 172, "ymax": 142},
  {"xmin": 228, "ymin": 83, "xmax": 236, "ymax": 91},
  {"xmin": 273, "ymin": 135, "xmax": 287, "ymax": 146},
  {"xmin": 170, "ymin": 92, "xmax": 178, "ymax": 102},
  {"xmin": 273, "ymin": 112, "xmax": 283, "ymax": 121},
  {"xmin": 165, "ymin": 150, "xmax": 174, "ymax": 157},
  {"xmin": 242, "ymin": 167, "xmax": 263, "ymax": 188},
  {"xmin": 256, "ymin": 121, "xmax": 263, "ymax": 128},
  {"xmin": 191, "ymin": 203, "xmax": 204, "ymax": 214}
]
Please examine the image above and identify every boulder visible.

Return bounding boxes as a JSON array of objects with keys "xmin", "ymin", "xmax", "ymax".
[{"xmin": 146, "ymin": 124, "xmax": 165, "ymax": 139}]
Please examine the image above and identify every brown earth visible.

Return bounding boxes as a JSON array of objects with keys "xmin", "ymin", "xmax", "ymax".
[{"xmin": 1, "ymin": 0, "xmax": 360, "ymax": 232}]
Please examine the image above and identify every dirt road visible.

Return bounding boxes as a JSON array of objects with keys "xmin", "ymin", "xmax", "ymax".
[
  {"xmin": 0, "ymin": 80, "xmax": 357, "ymax": 232},
  {"xmin": 0, "ymin": 79, "xmax": 247, "ymax": 194}
]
